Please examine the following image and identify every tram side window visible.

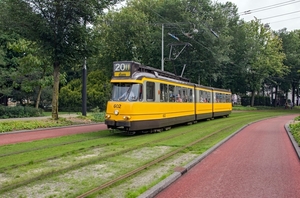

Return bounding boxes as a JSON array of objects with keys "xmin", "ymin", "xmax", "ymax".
[
  {"xmin": 222, "ymin": 94, "xmax": 226, "ymax": 103},
  {"xmin": 160, "ymin": 83, "xmax": 168, "ymax": 102},
  {"xmin": 215, "ymin": 93, "xmax": 219, "ymax": 103},
  {"xmin": 146, "ymin": 82, "xmax": 155, "ymax": 102},
  {"xmin": 217, "ymin": 93, "xmax": 227, "ymax": 103},
  {"xmin": 182, "ymin": 88, "xmax": 190, "ymax": 102},
  {"xmin": 174, "ymin": 86, "xmax": 183, "ymax": 102},
  {"xmin": 227, "ymin": 94, "xmax": 231, "ymax": 102},
  {"xmin": 215, "ymin": 93, "xmax": 224, "ymax": 103},
  {"xmin": 199, "ymin": 90, "xmax": 209, "ymax": 103},
  {"xmin": 200, "ymin": 90, "xmax": 212, "ymax": 103},
  {"xmin": 188, "ymin": 89, "xmax": 193, "ymax": 102},
  {"xmin": 169, "ymin": 85, "xmax": 175, "ymax": 102},
  {"xmin": 207, "ymin": 92, "xmax": 212, "ymax": 103},
  {"xmin": 199, "ymin": 90, "xmax": 203, "ymax": 102}
]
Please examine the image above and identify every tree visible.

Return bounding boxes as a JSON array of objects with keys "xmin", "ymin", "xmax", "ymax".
[
  {"xmin": 94, "ymin": 0, "xmax": 234, "ymax": 88},
  {"xmin": 277, "ymin": 29, "xmax": 300, "ymax": 105},
  {"xmin": 0, "ymin": 0, "xmax": 120, "ymax": 119},
  {"xmin": 0, "ymin": 32, "xmax": 22, "ymax": 105},
  {"xmin": 242, "ymin": 20, "xmax": 287, "ymax": 106},
  {"xmin": 8, "ymin": 39, "xmax": 53, "ymax": 108}
]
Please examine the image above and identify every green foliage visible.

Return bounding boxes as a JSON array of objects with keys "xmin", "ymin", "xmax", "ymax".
[
  {"xmin": 0, "ymin": 105, "xmax": 42, "ymax": 119},
  {"xmin": 91, "ymin": 112, "xmax": 105, "ymax": 122},
  {"xmin": 0, "ymin": 0, "xmax": 299, "ymax": 115},
  {"xmin": 0, "ymin": 0, "xmax": 119, "ymax": 119},
  {"xmin": 289, "ymin": 120, "xmax": 300, "ymax": 146},
  {"xmin": 241, "ymin": 96, "xmax": 271, "ymax": 106},
  {"xmin": 59, "ymin": 70, "xmax": 111, "ymax": 111},
  {"xmin": 294, "ymin": 116, "xmax": 300, "ymax": 121}
]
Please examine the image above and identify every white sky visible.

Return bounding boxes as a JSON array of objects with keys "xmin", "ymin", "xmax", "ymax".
[{"xmin": 214, "ymin": 0, "xmax": 300, "ymax": 31}]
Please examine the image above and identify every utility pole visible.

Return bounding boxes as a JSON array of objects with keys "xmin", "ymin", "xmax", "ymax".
[
  {"xmin": 161, "ymin": 24, "xmax": 164, "ymax": 71},
  {"xmin": 82, "ymin": 57, "xmax": 87, "ymax": 116},
  {"xmin": 82, "ymin": 19, "xmax": 87, "ymax": 116}
]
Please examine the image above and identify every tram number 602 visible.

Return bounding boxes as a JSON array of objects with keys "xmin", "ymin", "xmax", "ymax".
[{"xmin": 114, "ymin": 104, "xmax": 121, "ymax": 108}]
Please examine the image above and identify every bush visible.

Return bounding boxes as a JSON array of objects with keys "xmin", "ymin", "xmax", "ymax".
[
  {"xmin": 0, "ymin": 105, "xmax": 43, "ymax": 119},
  {"xmin": 241, "ymin": 96, "xmax": 271, "ymax": 106},
  {"xmin": 290, "ymin": 122, "xmax": 300, "ymax": 146}
]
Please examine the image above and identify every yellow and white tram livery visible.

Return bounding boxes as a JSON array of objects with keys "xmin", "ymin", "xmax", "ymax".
[{"xmin": 105, "ymin": 61, "xmax": 232, "ymax": 132}]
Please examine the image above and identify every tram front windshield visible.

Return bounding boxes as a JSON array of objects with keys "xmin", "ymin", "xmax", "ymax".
[{"xmin": 111, "ymin": 83, "xmax": 142, "ymax": 101}]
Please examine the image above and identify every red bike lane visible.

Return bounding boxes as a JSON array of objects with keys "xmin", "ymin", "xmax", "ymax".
[
  {"xmin": 153, "ymin": 115, "xmax": 300, "ymax": 198},
  {"xmin": 0, "ymin": 123, "xmax": 107, "ymax": 146}
]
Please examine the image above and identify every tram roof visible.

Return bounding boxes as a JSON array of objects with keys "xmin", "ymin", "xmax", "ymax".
[{"xmin": 112, "ymin": 61, "xmax": 231, "ymax": 93}]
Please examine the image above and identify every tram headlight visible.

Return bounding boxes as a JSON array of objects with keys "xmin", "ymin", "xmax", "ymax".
[
  {"xmin": 105, "ymin": 114, "xmax": 111, "ymax": 119},
  {"xmin": 123, "ymin": 116, "xmax": 131, "ymax": 120},
  {"xmin": 114, "ymin": 110, "xmax": 119, "ymax": 115}
]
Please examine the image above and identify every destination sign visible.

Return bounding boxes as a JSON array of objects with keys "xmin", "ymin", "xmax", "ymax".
[{"xmin": 113, "ymin": 62, "xmax": 131, "ymax": 77}]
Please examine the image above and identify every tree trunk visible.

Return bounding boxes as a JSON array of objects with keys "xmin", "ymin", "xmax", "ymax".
[
  {"xmin": 251, "ymin": 90, "xmax": 255, "ymax": 107},
  {"xmin": 274, "ymin": 85, "xmax": 278, "ymax": 106},
  {"xmin": 52, "ymin": 63, "xmax": 60, "ymax": 120},
  {"xmin": 35, "ymin": 85, "xmax": 42, "ymax": 109},
  {"xmin": 292, "ymin": 83, "xmax": 296, "ymax": 105}
]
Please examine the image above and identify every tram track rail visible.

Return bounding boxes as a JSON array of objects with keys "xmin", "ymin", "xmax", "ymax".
[
  {"xmin": 0, "ymin": 121, "xmax": 207, "ymax": 193},
  {"xmin": 0, "ymin": 116, "xmax": 243, "ymax": 193},
  {"xmin": 76, "ymin": 122, "xmax": 239, "ymax": 198},
  {"xmin": 1, "ymin": 113, "xmax": 254, "ymax": 159},
  {"xmin": 0, "ymin": 113, "xmax": 276, "ymax": 196},
  {"xmin": 1, "ymin": 114, "xmax": 250, "ymax": 168}
]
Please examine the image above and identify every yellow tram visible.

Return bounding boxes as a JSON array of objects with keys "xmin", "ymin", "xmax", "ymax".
[{"xmin": 105, "ymin": 61, "xmax": 232, "ymax": 133}]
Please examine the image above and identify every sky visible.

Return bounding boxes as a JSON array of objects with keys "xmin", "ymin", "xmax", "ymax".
[{"xmin": 214, "ymin": 0, "xmax": 300, "ymax": 31}]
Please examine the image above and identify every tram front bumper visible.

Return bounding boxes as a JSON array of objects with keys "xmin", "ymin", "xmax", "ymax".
[{"xmin": 105, "ymin": 120, "xmax": 131, "ymax": 128}]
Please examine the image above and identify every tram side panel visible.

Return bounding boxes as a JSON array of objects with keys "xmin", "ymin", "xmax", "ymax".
[
  {"xmin": 195, "ymin": 87, "xmax": 213, "ymax": 120},
  {"xmin": 105, "ymin": 100, "xmax": 195, "ymax": 132},
  {"xmin": 212, "ymin": 90, "xmax": 232, "ymax": 118},
  {"xmin": 105, "ymin": 78, "xmax": 196, "ymax": 131}
]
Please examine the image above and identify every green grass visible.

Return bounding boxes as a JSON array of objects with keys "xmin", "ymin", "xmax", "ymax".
[
  {"xmin": 0, "ymin": 112, "xmax": 105, "ymax": 133},
  {"xmin": 42, "ymin": 111, "xmax": 78, "ymax": 116},
  {"xmin": 289, "ymin": 115, "xmax": 300, "ymax": 146},
  {"xmin": 0, "ymin": 131, "xmax": 121, "ymax": 169},
  {"xmin": 0, "ymin": 118, "xmax": 74, "ymax": 133}
]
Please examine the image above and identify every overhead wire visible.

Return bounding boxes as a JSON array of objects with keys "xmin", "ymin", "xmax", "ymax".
[
  {"xmin": 239, "ymin": 0, "xmax": 300, "ymax": 15},
  {"xmin": 259, "ymin": 10, "xmax": 300, "ymax": 20},
  {"xmin": 237, "ymin": 1, "xmax": 300, "ymax": 30},
  {"xmin": 267, "ymin": 16, "xmax": 300, "ymax": 24},
  {"xmin": 148, "ymin": 7, "xmax": 217, "ymax": 54}
]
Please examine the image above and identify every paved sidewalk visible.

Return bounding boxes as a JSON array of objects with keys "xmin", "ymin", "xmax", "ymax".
[
  {"xmin": 140, "ymin": 115, "xmax": 300, "ymax": 198},
  {"xmin": 0, "ymin": 123, "xmax": 107, "ymax": 145}
]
